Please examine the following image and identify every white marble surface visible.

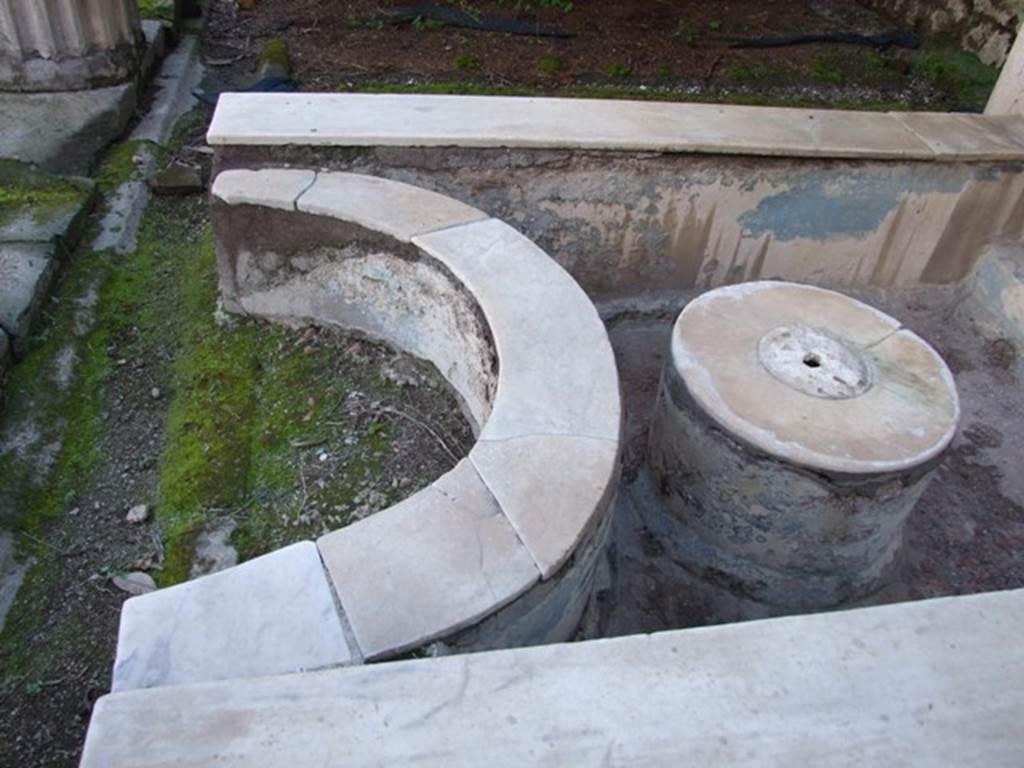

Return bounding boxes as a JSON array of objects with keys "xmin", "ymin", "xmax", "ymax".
[
  {"xmin": 895, "ymin": 112, "xmax": 1024, "ymax": 159},
  {"xmin": 207, "ymin": 93, "xmax": 943, "ymax": 159},
  {"xmin": 83, "ymin": 588, "xmax": 1024, "ymax": 767},
  {"xmin": 111, "ymin": 542, "xmax": 353, "ymax": 692},
  {"xmin": 671, "ymin": 281, "xmax": 959, "ymax": 474},
  {"xmin": 211, "ymin": 168, "xmax": 316, "ymax": 211},
  {"xmin": 297, "ymin": 171, "xmax": 487, "ymax": 241},
  {"xmin": 471, "ymin": 435, "xmax": 619, "ymax": 579},
  {"xmin": 317, "ymin": 460, "xmax": 539, "ymax": 659},
  {"xmin": 414, "ymin": 218, "xmax": 621, "ymax": 442},
  {"xmin": 206, "ymin": 93, "xmax": 1024, "ymax": 161}
]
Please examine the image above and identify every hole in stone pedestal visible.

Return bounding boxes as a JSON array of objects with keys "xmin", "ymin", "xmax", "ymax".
[{"xmin": 803, "ymin": 353, "xmax": 822, "ymax": 368}]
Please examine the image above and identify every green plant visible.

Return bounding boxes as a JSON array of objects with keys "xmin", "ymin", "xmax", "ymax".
[
  {"xmin": 452, "ymin": 53, "xmax": 482, "ymax": 71},
  {"xmin": 137, "ymin": 0, "xmax": 174, "ymax": 22},
  {"xmin": 708, "ymin": 19, "xmax": 722, "ymax": 31},
  {"xmin": 539, "ymin": 55, "xmax": 563, "ymax": 74},
  {"xmin": 727, "ymin": 61, "xmax": 772, "ymax": 83},
  {"xmin": 911, "ymin": 46, "xmax": 998, "ymax": 110},
  {"xmin": 606, "ymin": 63, "xmax": 631, "ymax": 79},
  {"xmin": 809, "ymin": 56, "xmax": 843, "ymax": 85},
  {"xmin": 412, "ymin": 15, "xmax": 445, "ymax": 31}
]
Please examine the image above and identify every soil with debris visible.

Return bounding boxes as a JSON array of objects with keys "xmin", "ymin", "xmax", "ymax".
[{"xmin": 204, "ymin": 0, "xmax": 997, "ymax": 110}]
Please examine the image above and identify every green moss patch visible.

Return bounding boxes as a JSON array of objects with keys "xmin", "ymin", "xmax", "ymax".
[
  {"xmin": 137, "ymin": 0, "xmax": 175, "ymax": 23},
  {"xmin": 0, "ymin": 159, "xmax": 93, "ymax": 233},
  {"xmin": 911, "ymin": 46, "xmax": 999, "ymax": 111}
]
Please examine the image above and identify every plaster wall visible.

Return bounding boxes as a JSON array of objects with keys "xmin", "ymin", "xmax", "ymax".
[{"xmin": 215, "ymin": 147, "xmax": 1024, "ymax": 305}]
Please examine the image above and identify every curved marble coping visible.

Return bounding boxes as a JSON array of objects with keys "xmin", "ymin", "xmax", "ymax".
[{"xmin": 110, "ymin": 169, "xmax": 621, "ymax": 692}]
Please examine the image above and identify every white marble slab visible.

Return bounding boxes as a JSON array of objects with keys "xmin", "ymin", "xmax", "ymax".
[
  {"xmin": 206, "ymin": 93, "xmax": 958, "ymax": 159},
  {"xmin": 895, "ymin": 112, "xmax": 1024, "ymax": 160},
  {"xmin": 471, "ymin": 434, "xmax": 619, "ymax": 578},
  {"xmin": 317, "ymin": 460, "xmax": 539, "ymax": 659},
  {"xmin": 83, "ymin": 588, "xmax": 1024, "ymax": 767},
  {"xmin": 211, "ymin": 168, "xmax": 316, "ymax": 211},
  {"xmin": 297, "ymin": 171, "xmax": 487, "ymax": 242},
  {"xmin": 111, "ymin": 542, "xmax": 352, "ymax": 692},
  {"xmin": 414, "ymin": 218, "xmax": 621, "ymax": 443}
]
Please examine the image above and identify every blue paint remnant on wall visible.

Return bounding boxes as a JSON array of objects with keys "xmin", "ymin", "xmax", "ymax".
[{"xmin": 738, "ymin": 167, "xmax": 967, "ymax": 242}]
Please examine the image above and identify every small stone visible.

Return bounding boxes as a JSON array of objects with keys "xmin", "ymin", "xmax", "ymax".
[
  {"xmin": 112, "ymin": 572, "xmax": 157, "ymax": 596},
  {"xmin": 148, "ymin": 163, "xmax": 204, "ymax": 196},
  {"xmin": 382, "ymin": 358, "xmax": 421, "ymax": 388},
  {"xmin": 126, "ymin": 504, "xmax": 150, "ymax": 524},
  {"xmin": 150, "ymin": 387, "xmax": 161, "ymax": 400}
]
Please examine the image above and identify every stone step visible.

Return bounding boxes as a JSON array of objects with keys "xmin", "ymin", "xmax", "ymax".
[{"xmin": 81, "ymin": 588, "xmax": 1024, "ymax": 767}]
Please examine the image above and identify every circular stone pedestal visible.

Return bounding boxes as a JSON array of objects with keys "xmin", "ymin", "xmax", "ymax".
[{"xmin": 649, "ymin": 281, "xmax": 960, "ymax": 609}]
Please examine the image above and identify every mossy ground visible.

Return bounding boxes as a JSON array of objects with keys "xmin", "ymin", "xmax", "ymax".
[
  {"xmin": 0, "ymin": 109, "xmax": 468, "ymax": 764},
  {"xmin": 0, "ymin": 159, "xmax": 93, "ymax": 231}
]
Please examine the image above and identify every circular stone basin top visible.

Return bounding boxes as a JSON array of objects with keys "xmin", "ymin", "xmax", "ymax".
[
  {"xmin": 671, "ymin": 281, "xmax": 959, "ymax": 475},
  {"xmin": 108, "ymin": 168, "xmax": 622, "ymax": 694}
]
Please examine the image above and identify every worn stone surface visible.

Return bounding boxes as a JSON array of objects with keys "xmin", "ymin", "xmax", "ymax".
[
  {"xmin": 297, "ymin": 171, "xmax": 487, "ymax": 242},
  {"xmin": 208, "ymin": 93, "xmax": 945, "ymax": 160},
  {"xmin": 448, "ymin": 495, "xmax": 615, "ymax": 652},
  {"xmin": 0, "ymin": 0, "xmax": 144, "ymax": 92},
  {"xmin": 665, "ymin": 281, "xmax": 959, "ymax": 474},
  {"xmin": 0, "ymin": 242, "xmax": 55, "ymax": 341},
  {"xmin": 0, "ymin": 82, "xmax": 136, "ymax": 175},
  {"xmin": 111, "ymin": 542, "xmax": 352, "ymax": 692},
  {"xmin": 148, "ymin": 162, "xmax": 204, "ymax": 195},
  {"xmin": 414, "ymin": 218, "xmax": 621, "ymax": 442},
  {"xmin": 0, "ymin": 159, "xmax": 95, "ymax": 247},
  {"xmin": 895, "ymin": 112, "xmax": 1024, "ymax": 159},
  {"xmin": 132, "ymin": 34, "xmax": 202, "ymax": 146},
  {"xmin": 211, "ymin": 168, "xmax": 316, "ymax": 211},
  {"xmin": 317, "ymin": 460, "xmax": 539, "ymax": 660},
  {"xmin": 471, "ymin": 435, "xmax": 619, "ymax": 579},
  {"xmin": 215, "ymin": 141, "xmax": 1024, "ymax": 296},
  {"xmin": 81, "ymin": 589, "xmax": 1024, "ymax": 767},
  {"xmin": 957, "ymin": 243, "xmax": 1024, "ymax": 377},
  {"xmin": 648, "ymin": 282, "xmax": 959, "ymax": 608}
]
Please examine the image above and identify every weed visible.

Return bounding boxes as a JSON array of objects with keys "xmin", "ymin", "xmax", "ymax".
[
  {"xmin": 809, "ymin": 55, "xmax": 843, "ymax": 85},
  {"xmin": 452, "ymin": 53, "xmax": 482, "ymax": 71},
  {"xmin": 911, "ymin": 45, "xmax": 998, "ymax": 111},
  {"xmin": 539, "ymin": 55, "xmax": 563, "ymax": 74},
  {"xmin": 137, "ymin": 0, "xmax": 174, "ymax": 22},
  {"xmin": 606, "ymin": 63, "xmax": 631, "ymax": 79},
  {"xmin": 412, "ymin": 15, "xmax": 445, "ymax": 32}
]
